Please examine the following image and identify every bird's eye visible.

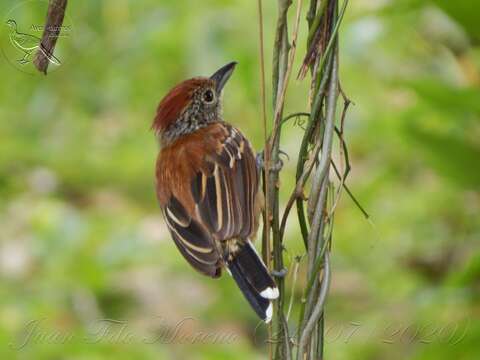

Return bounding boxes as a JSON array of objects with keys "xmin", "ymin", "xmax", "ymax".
[{"xmin": 203, "ymin": 89, "xmax": 215, "ymax": 103}]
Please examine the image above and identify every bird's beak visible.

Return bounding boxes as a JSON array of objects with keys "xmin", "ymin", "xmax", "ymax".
[{"xmin": 210, "ymin": 61, "xmax": 237, "ymax": 94}]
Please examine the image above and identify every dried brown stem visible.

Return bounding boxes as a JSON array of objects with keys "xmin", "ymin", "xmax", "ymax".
[{"xmin": 33, "ymin": 0, "xmax": 68, "ymax": 75}]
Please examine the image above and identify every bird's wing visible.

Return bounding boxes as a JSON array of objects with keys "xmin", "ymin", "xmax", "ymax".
[
  {"xmin": 156, "ymin": 123, "xmax": 259, "ymax": 277},
  {"xmin": 163, "ymin": 194, "xmax": 221, "ymax": 277},
  {"xmin": 191, "ymin": 124, "xmax": 259, "ymax": 241}
]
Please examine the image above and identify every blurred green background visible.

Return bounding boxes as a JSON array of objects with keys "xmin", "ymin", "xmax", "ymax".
[{"xmin": 0, "ymin": 0, "xmax": 478, "ymax": 359}]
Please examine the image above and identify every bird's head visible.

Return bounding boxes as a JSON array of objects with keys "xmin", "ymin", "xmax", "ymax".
[
  {"xmin": 6, "ymin": 19, "xmax": 17, "ymax": 29},
  {"xmin": 152, "ymin": 62, "xmax": 237, "ymax": 143}
]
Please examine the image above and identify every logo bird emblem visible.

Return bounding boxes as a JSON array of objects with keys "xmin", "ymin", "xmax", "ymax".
[{"xmin": 6, "ymin": 19, "xmax": 61, "ymax": 66}]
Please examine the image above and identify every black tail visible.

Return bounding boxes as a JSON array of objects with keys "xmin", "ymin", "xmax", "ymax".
[{"xmin": 226, "ymin": 240, "xmax": 279, "ymax": 323}]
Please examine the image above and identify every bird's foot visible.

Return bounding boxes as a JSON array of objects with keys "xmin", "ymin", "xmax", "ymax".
[
  {"xmin": 256, "ymin": 149, "xmax": 289, "ymax": 173},
  {"xmin": 256, "ymin": 151, "xmax": 265, "ymax": 171},
  {"xmin": 270, "ymin": 157, "xmax": 284, "ymax": 172},
  {"xmin": 271, "ymin": 267, "xmax": 288, "ymax": 278}
]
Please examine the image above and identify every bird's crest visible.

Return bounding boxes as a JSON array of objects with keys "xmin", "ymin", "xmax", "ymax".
[{"xmin": 152, "ymin": 78, "xmax": 209, "ymax": 134}]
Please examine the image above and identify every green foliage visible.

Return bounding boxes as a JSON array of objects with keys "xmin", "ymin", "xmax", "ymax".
[{"xmin": 432, "ymin": 0, "xmax": 480, "ymax": 41}]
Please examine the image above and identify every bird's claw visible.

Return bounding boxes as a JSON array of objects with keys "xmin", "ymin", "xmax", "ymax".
[
  {"xmin": 270, "ymin": 158, "xmax": 284, "ymax": 172},
  {"xmin": 256, "ymin": 149, "xmax": 288, "ymax": 173},
  {"xmin": 256, "ymin": 151, "xmax": 265, "ymax": 171},
  {"xmin": 278, "ymin": 149, "xmax": 290, "ymax": 161},
  {"xmin": 271, "ymin": 268, "xmax": 288, "ymax": 278}
]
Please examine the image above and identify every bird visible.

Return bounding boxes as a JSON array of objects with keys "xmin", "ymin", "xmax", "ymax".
[
  {"xmin": 152, "ymin": 62, "xmax": 279, "ymax": 322},
  {"xmin": 5, "ymin": 19, "xmax": 60, "ymax": 65}
]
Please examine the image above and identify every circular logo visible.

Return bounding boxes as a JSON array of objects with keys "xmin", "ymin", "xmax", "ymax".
[{"xmin": 0, "ymin": 0, "xmax": 74, "ymax": 75}]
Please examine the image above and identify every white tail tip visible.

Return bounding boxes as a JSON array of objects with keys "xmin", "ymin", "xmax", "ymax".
[
  {"xmin": 264, "ymin": 302, "xmax": 273, "ymax": 323},
  {"xmin": 260, "ymin": 286, "xmax": 279, "ymax": 300}
]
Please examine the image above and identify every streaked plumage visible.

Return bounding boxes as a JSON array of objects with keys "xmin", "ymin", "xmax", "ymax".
[{"xmin": 153, "ymin": 63, "xmax": 278, "ymax": 322}]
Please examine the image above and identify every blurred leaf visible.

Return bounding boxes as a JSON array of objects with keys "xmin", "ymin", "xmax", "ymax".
[
  {"xmin": 432, "ymin": 0, "xmax": 480, "ymax": 41},
  {"xmin": 449, "ymin": 251, "xmax": 480, "ymax": 291},
  {"xmin": 406, "ymin": 79, "xmax": 480, "ymax": 117},
  {"xmin": 406, "ymin": 124, "xmax": 480, "ymax": 189}
]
